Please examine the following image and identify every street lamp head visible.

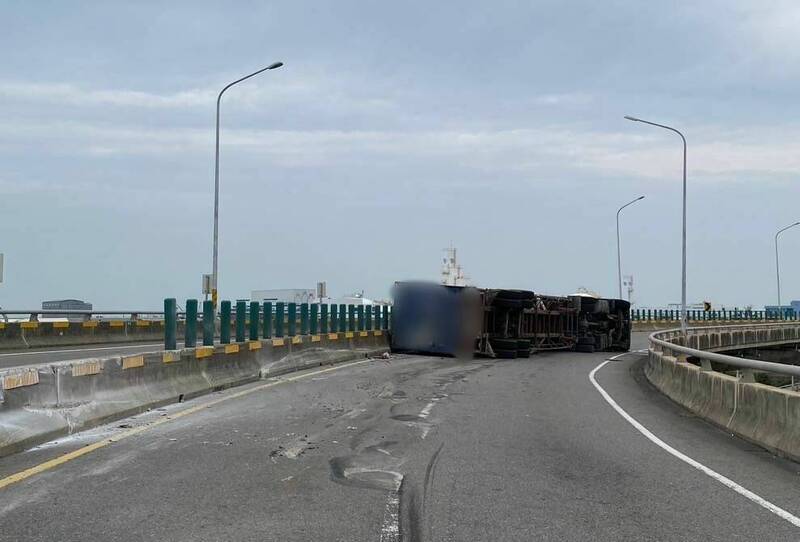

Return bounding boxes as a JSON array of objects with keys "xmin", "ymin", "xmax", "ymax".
[
  {"xmin": 267, "ymin": 62, "xmax": 284, "ymax": 70},
  {"xmin": 624, "ymin": 115, "xmax": 641, "ymax": 122},
  {"xmin": 637, "ymin": 195, "xmax": 645, "ymax": 201}
]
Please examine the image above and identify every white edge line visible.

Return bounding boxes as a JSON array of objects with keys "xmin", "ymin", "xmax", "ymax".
[{"xmin": 590, "ymin": 356, "xmax": 800, "ymax": 528}]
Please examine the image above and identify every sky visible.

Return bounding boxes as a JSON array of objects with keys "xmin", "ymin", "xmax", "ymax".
[{"xmin": 1, "ymin": 0, "xmax": 799, "ymax": 310}]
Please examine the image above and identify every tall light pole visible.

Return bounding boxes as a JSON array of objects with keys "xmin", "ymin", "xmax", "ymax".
[
  {"xmin": 775, "ymin": 221, "xmax": 800, "ymax": 317},
  {"xmin": 624, "ymin": 115, "xmax": 687, "ymax": 333},
  {"xmin": 211, "ymin": 61, "xmax": 284, "ymax": 307},
  {"xmin": 616, "ymin": 195, "xmax": 645, "ymax": 299}
]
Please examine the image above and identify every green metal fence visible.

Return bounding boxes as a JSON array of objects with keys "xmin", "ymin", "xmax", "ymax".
[
  {"xmin": 165, "ymin": 300, "xmax": 391, "ymax": 349},
  {"xmin": 630, "ymin": 308, "xmax": 797, "ymax": 322}
]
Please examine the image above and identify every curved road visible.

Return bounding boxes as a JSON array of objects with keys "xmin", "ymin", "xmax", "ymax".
[{"xmin": 1, "ymin": 333, "xmax": 799, "ymax": 541}]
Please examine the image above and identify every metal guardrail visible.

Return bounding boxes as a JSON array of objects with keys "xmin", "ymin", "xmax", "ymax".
[
  {"xmin": 649, "ymin": 323, "xmax": 800, "ymax": 379},
  {"xmin": 0, "ymin": 310, "xmax": 168, "ymax": 323}
]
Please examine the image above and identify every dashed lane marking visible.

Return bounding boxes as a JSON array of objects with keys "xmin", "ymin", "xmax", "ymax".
[{"xmin": 590, "ymin": 353, "xmax": 800, "ymax": 529}]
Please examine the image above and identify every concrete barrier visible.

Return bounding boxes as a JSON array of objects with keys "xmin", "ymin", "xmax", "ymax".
[
  {"xmin": 0, "ymin": 331, "xmax": 389, "ymax": 457},
  {"xmin": 0, "ymin": 320, "xmax": 167, "ymax": 351},
  {"xmin": 632, "ymin": 319, "xmax": 782, "ymax": 333},
  {"xmin": 645, "ymin": 324, "xmax": 800, "ymax": 462}
]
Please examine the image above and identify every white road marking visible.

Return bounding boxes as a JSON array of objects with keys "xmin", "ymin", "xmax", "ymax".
[
  {"xmin": 419, "ymin": 401, "xmax": 436, "ymax": 419},
  {"xmin": 377, "ymin": 473, "xmax": 403, "ymax": 542},
  {"xmin": 590, "ymin": 354, "xmax": 800, "ymax": 529}
]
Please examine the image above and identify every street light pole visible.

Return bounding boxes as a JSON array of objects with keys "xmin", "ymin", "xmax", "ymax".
[
  {"xmin": 624, "ymin": 115, "xmax": 687, "ymax": 333},
  {"xmin": 616, "ymin": 196, "xmax": 645, "ymax": 299},
  {"xmin": 775, "ymin": 221, "xmax": 800, "ymax": 317},
  {"xmin": 212, "ymin": 61, "xmax": 283, "ymax": 307}
]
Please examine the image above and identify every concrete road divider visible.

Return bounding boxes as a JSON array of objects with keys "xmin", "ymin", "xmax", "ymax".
[
  {"xmin": 0, "ymin": 332, "xmax": 388, "ymax": 457},
  {"xmin": 646, "ymin": 324, "xmax": 800, "ymax": 462},
  {"xmin": 0, "ymin": 320, "xmax": 167, "ymax": 351}
]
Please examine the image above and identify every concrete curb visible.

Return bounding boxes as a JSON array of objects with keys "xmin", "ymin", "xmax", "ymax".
[
  {"xmin": 644, "ymin": 348, "xmax": 800, "ymax": 463},
  {"xmin": 0, "ymin": 332, "xmax": 389, "ymax": 457}
]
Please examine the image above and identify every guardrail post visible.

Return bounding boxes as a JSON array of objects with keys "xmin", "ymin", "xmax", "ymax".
[
  {"xmin": 288, "ymin": 303, "xmax": 297, "ymax": 336},
  {"xmin": 185, "ymin": 299, "xmax": 198, "ymax": 348},
  {"xmin": 164, "ymin": 298, "xmax": 177, "ymax": 350},
  {"xmin": 310, "ymin": 304, "xmax": 318, "ymax": 334},
  {"xmin": 202, "ymin": 300, "xmax": 214, "ymax": 346},
  {"xmin": 739, "ymin": 369, "xmax": 756, "ymax": 383},
  {"xmin": 235, "ymin": 300, "xmax": 246, "ymax": 342},
  {"xmin": 330, "ymin": 304, "xmax": 338, "ymax": 333},
  {"xmin": 357, "ymin": 305, "xmax": 365, "ymax": 331},
  {"xmin": 384, "ymin": 305, "xmax": 390, "ymax": 330},
  {"xmin": 249, "ymin": 301, "xmax": 260, "ymax": 341},
  {"xmin": 300, "ymin": 303, "xmax": 309, "ymax": 335},
  {"xmin": 339, "ymin": 304, "xmax": 347, "ymax": 332},
  {"xmin": 365, "ymin": 305, "xmax": 373, "ymax": 330},
  {"xmin": 263, "ymin": 302, "xmax": 272, "ymax": 339},
  {"xmin": 348, "ymin": 305, "xmax": 356, "ymax": 332},
  {"xmin": 374, "ymin": 306, "xmax": 382, "ymax": 330},
  {"xmin": 320, "ymin": 304, "xmax": 328, "ymax": 334},
  {"xmin": 275, "ymin": 302, "xmax": 284, "ymax": 337},
  {"xmin": 220, "ymin": 300, "xmax": 232, "ymax": 344}
]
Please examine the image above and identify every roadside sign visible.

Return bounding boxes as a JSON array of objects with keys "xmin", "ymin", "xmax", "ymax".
[
  {"xmin": 202, "ymin": 274, "xmax": 212, "ymax": 295},
  {"xmin": 317, "ymin": 281, "xmax": 327, "ymax": 300}
]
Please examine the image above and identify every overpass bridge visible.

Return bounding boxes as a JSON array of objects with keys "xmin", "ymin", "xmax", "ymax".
[{"xmin": 1, "ymin": 307, "xmax": 800, "ymax": 540}]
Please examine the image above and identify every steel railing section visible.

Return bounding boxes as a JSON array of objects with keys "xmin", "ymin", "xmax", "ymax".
[{"xmin": 649, "ymin": 322, "xmax": 800, "ymax": 378}]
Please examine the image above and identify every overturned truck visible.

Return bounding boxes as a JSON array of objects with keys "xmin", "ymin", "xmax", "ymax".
[{"xmin": 390, "ymin": 282, "xmax": 631, "ymax": 358}]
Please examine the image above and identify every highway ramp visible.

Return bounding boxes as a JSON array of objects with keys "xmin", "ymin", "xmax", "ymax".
[{"xmin": 1, "ymin": 333, "xmax": 799, "ymax": 541}]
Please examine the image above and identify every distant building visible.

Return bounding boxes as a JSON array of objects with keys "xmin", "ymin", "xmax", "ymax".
[
  {"xmin": 251, "ymin": 289, "xmax": 317, "ymax": 304},
  {"xmin": 764, "ymin": 304, "xmax": 797, "ymax": 317},
  {"xmin": 441, "ymin": 246, "xmax": 469, "ymax": 286},
  {"xmin": 334, "ymin": 293, "xmax": 375, "ymax": 306},
  {"xmin": 41, "ymin": 299, "xmax": 92, "ymax": 320},
  {"xmin": 41, "ymin": 299, "xmax": 92, "ymax": 311}
]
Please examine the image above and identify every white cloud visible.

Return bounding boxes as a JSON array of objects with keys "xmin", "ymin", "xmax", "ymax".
[{"xmin": 2, "ymin": 117, "xmax": 800, "ymax": 183}]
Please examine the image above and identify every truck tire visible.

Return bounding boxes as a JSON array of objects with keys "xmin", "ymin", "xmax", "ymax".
[
  {"xmin": 577, "ymin": 336, "xmax": 595, "ymax": 346},
  {"xmin": 494, "ymin": 349, "xmax": 517, "ymax": 359},
  {"xmin": 490, "ymin": 338, "xmax": 518, "ymax": 351},
  {"xmin": 576, "ymin": 343, "xmax": 595, "ymax": 353},
  {"xmin": 492, "ymin": 298, "xmax": 522, "ymax": 309},
  {"xmin": 495, "ymin": 289, "xmax": 535, "ymax": 300},
  {"xmin": 517, "ymin": 339, "xmax": 531, "ymax": 358}
]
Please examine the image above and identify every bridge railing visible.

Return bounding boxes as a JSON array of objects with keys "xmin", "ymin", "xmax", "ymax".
[
  {"xmin": 632, "ymin": 308, "xmax": 796, "ymax": 322},
  {"xmin": 162, "ymin": 298, "xmax": 392, "ymax": 351},
  {"xmin": 650, "ymin": 322, "xmax": 800, "ymax": 379},
  {"xmin": 0, "ymin": 309, "xmax": 167, "ymax": 322},
  {"xmin": 646, "ymin": 322, "xmax": 800, "ymax": 461}
]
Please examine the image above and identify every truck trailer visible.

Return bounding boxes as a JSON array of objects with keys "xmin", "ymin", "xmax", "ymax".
[{"xmin": 390, "ymin": 281, "xmax": 631, "ymax": 358}]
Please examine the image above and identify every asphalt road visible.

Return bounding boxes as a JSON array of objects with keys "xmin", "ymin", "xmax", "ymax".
[
  {"xmin": 0, "ymin": 341, "xmax": 177, "ymax": 370},
  {"xmin": 2, "ymin": 333, "xmax": 800, "ymax": 541}
]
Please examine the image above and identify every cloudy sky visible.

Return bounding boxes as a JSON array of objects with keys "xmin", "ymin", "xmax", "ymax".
[{"xmin": 1, "ymin": 0, "xmax": 799, "ymax": 310}]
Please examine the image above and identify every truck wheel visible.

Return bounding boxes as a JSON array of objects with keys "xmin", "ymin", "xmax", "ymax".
[
  {"xmin": 575, "ymin": 343, "xmax": 595, "ymax": 353},
  {"xmin": 577, "ymin": 336, "xmax": 595, "ymax": 346},
  {"xmin": 517, "ymin": 339, "xmax": 531, "ymax": 358},
  {"xmin": 492, "ymin": 298, "xmax": 522, "ymax": 309},
  {"xmin": 495, "ymin": 289, "xmax": 535, "ymax": 300},
  {"xmin": 494, "ymin": 349, "xmax": 517, "ymax": 359},
  {"xmin": 490, "ymin": 338, "xmax": 518, "ymax": 351}
]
